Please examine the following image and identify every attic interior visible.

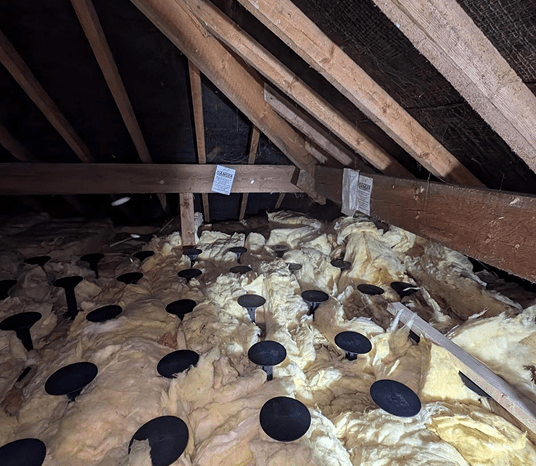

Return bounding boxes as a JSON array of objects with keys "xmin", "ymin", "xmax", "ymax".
[{"xmin": 2, "ymin": 0, "xmax": 536, "ymax": 465}]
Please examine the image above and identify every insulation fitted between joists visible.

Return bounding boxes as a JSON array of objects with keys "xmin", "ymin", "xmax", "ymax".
[{"xmin": 0, "ymin": 211, "xmax": 536, "ymax": 465}]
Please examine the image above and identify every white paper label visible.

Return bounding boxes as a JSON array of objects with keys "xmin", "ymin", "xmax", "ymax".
[
  {"xmin": 211, "ymin": 165, "xmax": 236, "ymax": 195},
  {"xmin": 357, "ymin": 175, "xmax": 373, "ymax": 216},
  {"xmin": 341, "ymin": 168, "xmax": 360, "ymax": 216}
]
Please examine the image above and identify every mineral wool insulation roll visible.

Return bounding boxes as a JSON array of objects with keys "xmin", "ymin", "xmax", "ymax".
[{"xmin": 1, "ymin": 211, "xmax": 536, "ymax": 465}]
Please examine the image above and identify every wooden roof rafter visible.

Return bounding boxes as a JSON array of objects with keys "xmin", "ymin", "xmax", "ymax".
[
  {"xmin": 0, "ymin": 28, "xmax": 93, "ymax": 163},
  {"xmin": 70, "ymin": 0, "xmax": 167, "ymax": 213},
  {"xmin": 373, "ymin": 0, "xmax": 536, "ymax": 176},
  {"xmin": 186, "ymin": 0, "xmax": 412, "ymax": 178},
  {"xmin": 236, "ymin": 0, "xmax": 483, "ymax": 187},
  {"xmin": 188, "ymin": 61, "xmax": 211, "ymax": 223},
  {"xmin": 130, "ymin": 0, "xmax": 325, "ymax": 204}
]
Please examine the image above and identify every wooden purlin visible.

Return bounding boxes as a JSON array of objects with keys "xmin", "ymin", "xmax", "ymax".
[
  {"xmin": 373, "ymin": 0, "xmax": 536, "ymax": 176},
  {"xmin": 131, "ymin": 0, "xmax": 321, "ymax": 202},
  {"xmin": 70, "ymin": 0, "xmax": 167, "ymax": 213},
  {"xmin": 239, "ymin": 126, "xmax": 261, "ymax": 220},
  {"xmin": 313, "ymin": 166, "xmax": 536, "ymax": 283},
  {"xmin": 186, "ymin": 0, "xmax": 411, "ymax": 178},
  {"xmin": 236, "ymin": 0, "xmax": 483, "ymax": 187},
  {"xmin": 188, "ymin": 61, "xmax": 211, "ymax": 223},
  {"xmin": 0, "ymin": 164, "xmax": 301, "ymax": 195},
  {"xmin": 0, "ymin": 28, "xmax": 93, "ymax": 163}
]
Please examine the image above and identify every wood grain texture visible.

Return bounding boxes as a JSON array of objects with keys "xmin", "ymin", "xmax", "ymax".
[
  {"xmin": 374, "ymin": 0, "xmax": 536, "ymax": 175},
  {"xmin": 188, "ymin": 61, "xmax": 210, "ymax": 222},
  {"xmin": 187, "ymin": 0, "xmax": 411, "ymax": 178},
  {"xmin": 314, "ymin": 166, "xmax": 536, "ymax": 282},
  {"xmin": 239, "ymin": 126, "xmax": 261, "ymax": 220},
  {"xmin": 0, "ymin": 164, "xmax": 301, "ymax": 195},
  {"xmin": 0, "ymin": 28, "xmax": 93, "ymax": 163},
  {"xmin": 388, "ymin": 303, "xmax": 536, "ymax": 435},
  {"xmin": 236, "ymin": 0, "xmax": 482, "ymax": 187},
  {"xmin": 180, "ymin": 193, "xmax": 196, "ymax": 246},
  {"xmin": 264, "ymin": 85, "xmax": 353, "ymax": 167},
  {"xmin": 70, "ymin": 0, "xmax": 167, "ymax": 213},
  {"xmin": 131, "ymin": 0, "xmax": 316, "ymax": 181}
]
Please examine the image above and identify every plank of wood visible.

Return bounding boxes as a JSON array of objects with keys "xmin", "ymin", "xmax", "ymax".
[
  {"xmin": 387, "ymin": 302, "xmax": 536, "ymax": 435},
  {"xmin": 304, "ymin": 141, "xmax": 328, "ymax": 165},
  {"xmin": 0, "ymin": 123, "xmax": 36, "ymax": 162},
  {"xmin": 188, "ymin": 61, "xmax": 210, "ymax": 222},
  {"xmin": 180, "ymin": 193, "xmax": 196, "ymax": 246},
  {"xmin": 236, "ymin": 0, "xmax": 482, "ymax": 187},
  {"xmin": 239, "ymin": 126, "xmax": 261, "ymax": 220},
  {"xmin": 373, "ymin": 0, "xmax": 536, "ymax": 175},
  {"xmin": 274, "ymin": 193, "xmax": 285, "ymax": 210},
  {"xmin": 264, "ymin": 84, "xmax": 354, "ymax": 168},
  {"xmin": 0, "ymin": 164, "xmax": 301, "ymax": 195},
  {"xmin": 70, "ymin": 0, "xmax": 167, "ymax": 213},
  {"xmin": 0, "ymin": 29, "xmax": 93, "ymax": 163},
  {"xmin": 186, "ymin": 0, "xmax": 411, "ymax": 178},
  {"xmin": 314, "ymin": 166, "xmax": 536, "ymax": 283},
  {"xmin": 131, "ymin": 0, "xmax": 317, "ymax": 191}
]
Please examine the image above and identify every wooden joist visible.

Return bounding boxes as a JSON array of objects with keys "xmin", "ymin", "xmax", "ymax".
[
  {"xmin": 239, "ymin": 126, "xmax": 261, "ymax": 220},
  {"xmin": 0, "ymin": 164, "xmax": 301, "ymax": 195},
  {"xmin": 0, "ymin": 28, "xmax": 93, "ymax": 163},
  {"xmin": 179, "ymin": 193, "xmax": 196, "ymax": 246},
  {"xmin": 70, "ymin": 0, "xmax": 167, "ymax": 212},
  {"xmin": 373, "ymin": 0, "xmax": 536, "ymax": 175},
  {"xmin": 388, "ymin": 302, "xmax": 536, "ymax": 435},
  {"xmin": 314, "ymin": 167, "xmax": 536, "ymax": 283},
  {"xmin": 131, "ymin": 0, "xmax": 319, "ymax": 203},
  {"xmin": 186, "ymin": 0, "xmax": 411, "ymax": 178},
  {"xmin": 236, "ymin": 0, "xmax": 482, "ymax": 187},
  {"xmin": 188, "ymin": 61, "xmax": 211, "ymax": 222}
]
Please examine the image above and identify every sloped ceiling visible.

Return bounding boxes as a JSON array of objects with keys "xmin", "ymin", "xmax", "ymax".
[{"xmin": 1, "ymin": 0, "xmax": 535, "ymax": 224}]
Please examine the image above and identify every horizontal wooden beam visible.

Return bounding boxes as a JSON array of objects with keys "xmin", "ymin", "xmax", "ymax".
[
  {"xmin": 314, "ymin": 167, "xmax": 536, "ymax": 282},
  {"xmin": 187, "ymin": 0, "xmax": 412, "ymax": 178},
  {"xmin": 388, "ymin": 303, "xmax": 536, "ymax": 436},
  {"xmin": 0, "ymin": 28, "xmax": 93, "ymax": 163},
  {"xmin": 237, "ymin": 0, "xmax": 482, "ymax": 187},
  {"xmin": 373, "ymin": 0, "xmax": 536, "ymax": 176},
  {"xmin": 0, "ymin": 164, "xmax": 301, "ymax": 195}
]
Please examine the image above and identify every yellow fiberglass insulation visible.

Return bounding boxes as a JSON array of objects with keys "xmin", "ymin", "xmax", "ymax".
[{"xmin": 1, "ymin": 211, "xmax": 536, "ymax": 466}]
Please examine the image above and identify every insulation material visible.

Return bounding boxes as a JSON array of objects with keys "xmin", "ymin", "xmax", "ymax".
[{"xmin": 1, "ymin": 212, "xmax": 536, "ymax": 466}]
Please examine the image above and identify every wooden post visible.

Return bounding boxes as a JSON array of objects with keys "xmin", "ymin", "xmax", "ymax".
[
  {"xmin": 188, "ymin": 61, "xmax": 210, "ymax": 222},
  {"xmin": 179, "ymin": 193, "xmax": 196, "ymax": 246},
  {"xmin": 239, "ymin": 126, "xmax": 261, "ymax": 220}
]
